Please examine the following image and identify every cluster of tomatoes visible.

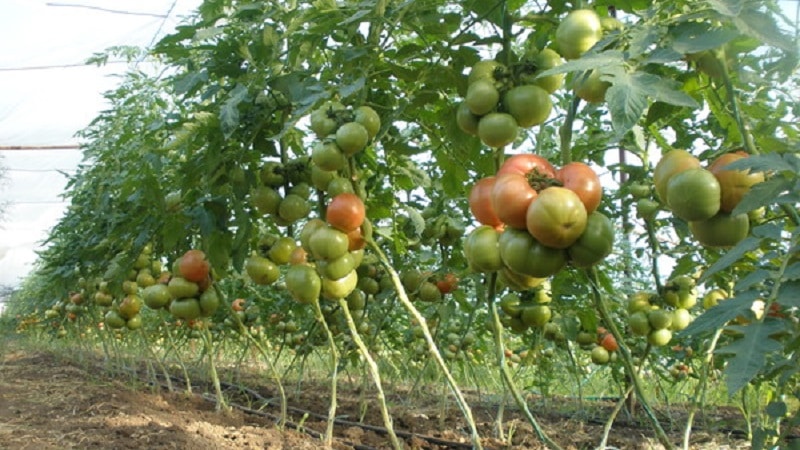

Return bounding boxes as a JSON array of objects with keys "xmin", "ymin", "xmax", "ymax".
[
  {"xmin": 456, "ymin": 50, "xmax": 562, "ymax": 148},
  {"xmin": 653, "ymin": 149, "xmax": 763, "ymax": 248},
  {"xmin": 465, "ymin": 154, "xmax": 614, "ymax": 285},
  {"xmin": 498, "ymin": 284, "xmax": 553, "ymax": 333},
  {"xmin": 626, "ymin": 276, "xmax": 699, "ymax": 348},
  {"xmin": 250, "ymin": 160, "xmax": 313, "ymax": 226},
  {"xmin": 401, "ymin": 269, "xmax": 459, "ymax": 303},
  {"xmin": 576, "ymin": 326, "xmax": 619, "ymax": 365},
  {"xmin": 102, "ymin": 246, "xmax": 166, "ymax": 331},
  {"xmin": 282, "ymin": 193, "xmax": 368, "ymax": 304}
]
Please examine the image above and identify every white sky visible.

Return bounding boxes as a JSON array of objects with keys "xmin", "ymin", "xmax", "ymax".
[
  {"xmin": 0, "ymin": 1, "xmax": 797, "ymax": 290},
  {"xmin": 0, "ymin": 0, "xmax": 202, "ymax": 287}
]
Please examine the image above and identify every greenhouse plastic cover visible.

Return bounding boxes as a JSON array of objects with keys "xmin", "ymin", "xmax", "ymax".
[{"xmin": 0, "ymin": 0, "xmax": 201, "ymax": 288}]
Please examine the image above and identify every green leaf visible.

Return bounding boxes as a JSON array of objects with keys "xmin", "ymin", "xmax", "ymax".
[
  {"xmin": 700, "ymin": 236, "xmax": 760, "ymax": 282},
  {"xmin": 733, "ymin": 10, "xmax": 795, "ymax": 52},
  {"xmin": 706, "ymin": 0, "xmax": 747, "ymax": 17},
  {"xmin": 731, "ymin": 177, "xmax": 795, "ymax": 216},
  {"xmin": 765, "ymin": 401, "xmax": 788, "ymax": 419},
  {"xmin": 777, "ymin": 281, "xmax": 800, "ymax": 307},
  {"xmin": 734, "ymin": 269, "xmax": 771, "ymax": 292},
  {"xmin": 669, "ymin": 22, "xmax": 739, "ymax": 54},
  {"xmin": 536, "ymin": 51, "xmax": 625, "ymax": 78},
  {"xmin": 723, "ymin": 153, "xmax": 789, "ymax": 172},
  {"xmin": 174, "ymin": 70, "xmax": 209, "ymax": 96},
  {"xmin": 219, "ymin": 84, "xmax": 249, "ymax": 138},
  {"xmin": 338, "ymin": 76, "xmax": 365, "ymax": 99},
  {"xmin": 716, "ymin": 320, "xmax": 784, "ymax": 396},
  {"xmin": 681, "ymin": 290, "xmax": 758, "ymax": 338}
]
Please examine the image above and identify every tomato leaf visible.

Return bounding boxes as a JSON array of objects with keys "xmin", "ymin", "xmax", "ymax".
[
  {"xmin": 716, "ymin": 320, "xmax": 785, "ymax": 397},
  {"xmin": 699, "ymin": 236, "xmax": 760, "ymax": 282},
  {"xmin": 681, "ymin": 290, "xmax": 758, "ymax": 338},
  {"xmin": 219, "ymin": 84, "xmax": 249, "ymax": 138},
  {"xmin": 731, "ymin": 176, "xmax": 795, "ymax": 216},
  {"xmin": 537, "ymin": 50, "xmax": 625, "ymax": 77},
  {"xmin": 669, "ymin": 22, "xmax": 739, "ymax": 54},
  {"xmin": 732, "ymin": 9, "xmax": 795, "ymax": 53}
]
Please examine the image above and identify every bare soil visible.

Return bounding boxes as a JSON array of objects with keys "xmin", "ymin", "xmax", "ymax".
[{"xmin": 0, "ymin": 340, "xmax": 751, "ymax": 449}]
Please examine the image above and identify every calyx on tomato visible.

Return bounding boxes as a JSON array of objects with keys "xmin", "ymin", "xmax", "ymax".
[{"xmin": 492, "ymin": 155, "xmax": 558, "ymax": 229}]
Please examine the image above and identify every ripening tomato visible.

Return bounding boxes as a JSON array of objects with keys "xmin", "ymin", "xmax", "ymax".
[
  {"xmin": 555, "ymin": 9, "xmax": 603, "ymax": 60},
  {"xmin": 653, "ymin": 150, "xmax": 701, "ymax": 203},
  {"xmin": 526, "ymin": 187, "xmax": 588, "ymax": 249},
  {"xmin": 492, "ymin": 173, "xmax": 538, "ymax": 229},
  {"xmin": 179, "ymin": 249, "xmax": 210, "ymax": 283},
  {"xmin": 326, "ymin": 193, "xmax": 366, "ymax": 233},
  {"xmin": 469, "ymin": 177, "xmax": 504, "ymax": 228},
  {"xmin": 600, "ymin": 333, "xmax": 618, "ymax": 352},
  {"xmin": 708, "ymin": 152, "xmax": 764, "ymax": 213},
  {"xmin": 496, "ymin": 154, "xmax": 557, "ymax": 178},
  {"xmin": 556, "ymin": 162, "xmax": 602, "ymax": 214},
  {"xmin": 436, "ymin": 273, "xmax": 459, "ymax": 294}
]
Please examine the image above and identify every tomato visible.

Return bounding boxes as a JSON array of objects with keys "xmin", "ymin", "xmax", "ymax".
[
  {"xmin": 231, "ymin": 298, "xmax": 246, "ymax": 312},
  {"xmin": 567, "ymin": 212, "xmax": 614, "ymax": 267},
  {"xmin": 555, "ymin": 9, "xmax": 603, "ymax": 60},
  {"xmin": 709, "ymin": 152, "xmax": 764, "ymax": 213},
  {"xmin": 526, "ymin": 187, "xmax": 588, "ymax": 249},
  {"xmin": 165, "ymin": 191, "xmax": 182, "ymax": 212},
  {"xmin": 670, "ymin": 308, "xmax": 692, "ymax": 331},
  {"xmin": 599, "ymin": 333, "xmax": 618, "ymax": 352},
  {"xmin": 259, "ymin": 162, "xmax": 285, "ymax": 187},
  {"xmin": 268, "ymin": 236, "xmax": 297, "ymax": 265},
  {"xmin": 465, "ymin": 79, "xmax": 500, "ymax": 116},
  {"xmin": 520, "ymin": 304, "xmax": 551, "ymax": 327},
  {"xmin": 477, "ymin": 112, "xmax": 518, "ymax": 148},
  {"xmin": 418, "ymin": 281, "xmax": 443, "ymax": 302},
  {"xmin": 647, "ymin": 309, "xmax": 672, "ymax": 330},
  {"xmin": 573, "ymin": 70, "xmax": 610, "ymax": 103},
  {"xmin": 122, "ymin": 280, "xmax": 138, "ymax": 295},
  {"xmin": 497, "ymin": 154, "xmax": 557, "ymax": 178},
  {"xmin": 346, "ymin": 227, "xmax": 367, "ymax": 251},
  {"xmin": 463, "ymin": 226, "xmax": 503, "ymax": 273},
  {"xmin": 499, "ymin": 228, "xmax": 567, "ymax": 278},
  {"xmin": 316, "ymin": 252, "xmax": 357, "ymax": 280},
  {"xmin": 245, "ymin": 254, "xmax": 280, "ymax": 285},
  {"xmin": 322, "ymin": 270, "xmax": 358, "ymax": 300},
  {"xmin": 168, "ymin": 277, "xmax": 199, "ymax": 299},
  {"xmin": 456, "ymin": 102, "xmax": 480, "ymax": 136},
  {"xmin": 556, "ymin": 162, "xmax": 602, "ymax": 214},
  {"xmin": 278, "ymin": 194, "xmax": 311, "ymax": 223},
  {"xmin": 199, "ymin": 289, "xmax": 220, "ymax": 317},
  {"xmin": 309, "ymin": 226, "xmax": 350, "ymax": 260},
  {"xmin": 702, "ymin": 288, "xmax": 727, "ymax": 309},
  {"xmin": 126, "ymin": 314, "xmax": 143, "ymax": 330},
  {"xmin": 525, "ymin": 48, "xmax": 564, "ymax": 94},
  {"xmin": 118, "ymin": 295, "xmax": 143, "ymax": 319},
  {"xmin": 591, "ymin": 346, "xmax": 610, "ymax": 364},
  {"xmin": 336, "ymin": 122, "xmax": 369, "ymax": 155},
  {"xmin": 628, "ymin": 311, "xmax": 652, "ymax": 336},
  {"xmin": 436, "ymin": 273, "xmax": 458, "ymax": 294},
  {"xmin": 170, "ymin": 298, "xmax": 202, "ymax": 320},
  {"xmin": 326, "ymin": 193, "xmax": 366, "ymax": 233},
  {"xmin": 94, "ymin": 291, "xmax": 113, "ymax": 307},
  {"xmin": 286, "ymin": 264, "xmax": 321, "ymax": 304},
  {"xmin": 648, "ymin": 328, "xmax": 672, "ymax": 347},
  {"xmin": 498, "ymin": 266, "xmax": 546, "ymax": 291},
  {"xmin": 105, "ymin": 310, "xmax": 126, "ymax": 329},
  {"xmin": 503, "ymin": 85, "xmax": 552, "ymax": 128},
  {"xmin": 309, "ymin": 101, "xmax": 345, "ymax": 138},
  {"xmin": 300, "ymin": 218, "xmax": 327, "ymax": 252},
  {"xmin": 636, "ymin": 198, "xmax": 659, "ymax": 220},
  {"xmin": 312, "ymin": 141, "xmax": 347, "ymax": 171},
  {"xmin": 492, "ymin": 173, "xmax": 538, "ymax": 229},
  {"xmin": 311, "ymin": 163, "xmax": 337, "ymax": 191},
  {"xmin": 250, "ymin": 186, "xmax": 282, "ymax": 216},
  {"xmin": 689, "ymin": 212, "xmax": 749, "ymax": 248},
  {"xmin": 179, "ymin": 249, "xmax": 210, "ymax": 283},
  {"xmin": 653, "ymin": 150, "xmax": 701, "ymax": 203},
  {"xmin": 354, "ymin": 106, "xmax": 380, "ymax": 140},
  {"xmin": 136, "ymin": 270, "xmax": 156, "ymax": 288},
  {"xmin": 468, "ymin": 60, "xmax": 504, "ymax": 85},
  {"xmin": 469, "ymin": 177, "xmax": 503, "ymax": 228},
  {"xmin": 142, "ymin": 284, "xmax": 172, "ymax": 309},
  {"xmin": 666, "ymin": 168, "xmax": 721, "ymax": 221}
]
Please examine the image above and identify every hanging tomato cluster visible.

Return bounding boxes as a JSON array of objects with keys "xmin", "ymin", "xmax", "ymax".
[
  {"xmin": 465, "ymin": 154, "xmax": 614, "ymax": 285},
  {"xmin": 455, "ymin": 47, "xmax": 564, "ymax": 148},
  {"xmin": 652, "ymin": 149, "xmax": 763, "ymax": 248}
]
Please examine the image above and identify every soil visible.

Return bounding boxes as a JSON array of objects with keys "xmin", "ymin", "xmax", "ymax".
[{"xmin": 0, "ymin": 339, "xmax": 752, "ymax": 450}]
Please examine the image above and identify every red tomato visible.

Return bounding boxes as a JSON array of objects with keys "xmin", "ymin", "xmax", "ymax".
[
  {"xmin": 496, "ymin": 154, "xmax": 557, "ymax": 178},
  {"xmin": 492, "ymin": 173, "xmax": 538, "ymax": 229},
  {"xmin": 600, "ymin": 333, "xmax": 618, "ymax": 352},
  {"xmin": 436, "ymin": 273, "xmax": 459, "ymax": 294},
  {"xmin": 556, "ymin": 162, "xmax": 602, "ymax": 214},
  {"xmin": 179, "ymin": 249, "xmax": 210, "ymax": 283},
  {"xmin": 326, "ymin": 193, "xmax": 366, "ymax": 233},
  {"xmin": 469, "ymin": 176, "xmax": 504, "ymax": 228}
]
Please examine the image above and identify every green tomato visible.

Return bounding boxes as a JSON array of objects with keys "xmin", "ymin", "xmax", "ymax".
[
  {"xmin": 142, "ymin": 284, "xmax": 173, "ymax": 309},
  {"xmin": 322, "ymin": 270, "xmax": 358, "ymax": 300},
  {"xmin": 556, "ymin": 9, "xmax": 603, "ymax": 60},
  {"xmin": 503, "ymin": 85, "xmax": 552, "ymax": 128},
  {"xmin": 354, "ymin": 106, "xmax": 380, "ymax": 140},
  {"xmin": 309, "ymin": 226, "xmax": 350, "ymax": 261},
  {"xmin": 250, "ymin": 185, "xmax": 282, "ymax": 216},
  {"xmin": 312, "ymin": 141, "xmax": 347, "ymax": 171},
  {"xmin": 278, "ymin": 194, "xmax": 311, "ymax": 223},
  {"xmin": 169, "ymin": 298, "xmax": 202, "ymax": 320},
  {"xmin": 286, "ymin": 264, "xmax": 322, "ymax": 304},
  {"xmin": 567, "ymin": 212, "xmax": 614, "ymax": 268},
  {"xmin": 456, "ymin": 102, "xmax": 480, "ymax": 136},
  {"xmin": 499, "ymin": 228, "xmax": 567, "ymax": 278},
  {"xmin": 463, "ymin": 225, "xmax": 503, "ymax": 273},
  {"xmin": 199, "ymin": 289, "xmax": 220, "ymax": 317},
  {"xmin": 316, "ymin": 252, "xmax": 357, "ymax": 280},
  {"xmin": 573, "ymin": 69, "xmax": 610, "ymax": 103},
  {"xmin": 168, "ymin": 277, "xmax": 199, "ymax": 299},
  {"xmin": 245, "ymin": 254, "xmax": 280, "ymax": 285},
  {"xmin": 336, "ymin": 122, "xmax": 369, "ymax": 155},
  {"xmin": 666, "ymin": 168, "xmax": 721, "ymax": 222},
  {"xmin": 689, "ymin": 212, "xmax": 749, "ymax": 248}
]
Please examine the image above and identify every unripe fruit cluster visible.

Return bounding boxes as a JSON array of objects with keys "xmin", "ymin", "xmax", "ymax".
[
  {"xmin": 653, "ymin": 150, "xmax": 763, "ymax": 248},
  {"xmin": 626, "ymin": 276, "xmax": 699, "ymax": 348},
  {"xmin": 498, "ymin": 283, "xmax": 553, "ymax": 333},
  {"xmin": 250, "ymin": 159, "xmax": 313, "ymax": 226},
  {"xmin": 457, "ymin": 49, "xmax": 563, "ymax": 148}
]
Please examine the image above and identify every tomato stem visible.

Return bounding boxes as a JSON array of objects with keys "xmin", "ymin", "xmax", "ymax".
[{"xmin": 559, "ymin": 97, "xmax": 580, "ymax": 166}]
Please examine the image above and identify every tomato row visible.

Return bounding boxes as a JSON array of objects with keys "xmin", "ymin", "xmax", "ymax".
[{"xmin": 466, "ymin": 154, "xmax": 613, "ymax": 283}]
